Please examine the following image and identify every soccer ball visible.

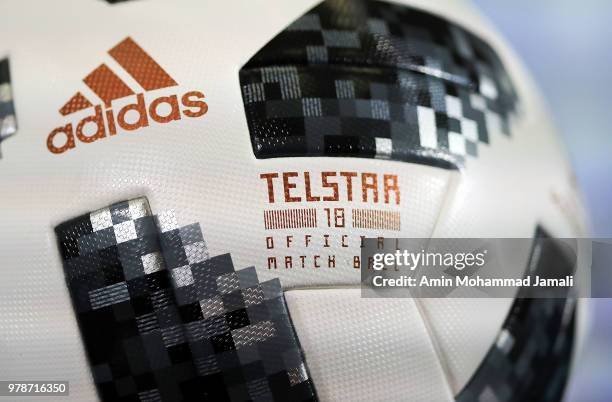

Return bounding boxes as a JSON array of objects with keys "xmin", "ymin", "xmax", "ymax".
[{"xmin": 0, "ymin": 0, "xmax": 588, "ymax": 401}]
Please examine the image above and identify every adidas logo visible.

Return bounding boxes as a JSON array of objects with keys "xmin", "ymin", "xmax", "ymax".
[{"xmin": 47, "ymin": 37, "xmax": 208, "ymax": 154}]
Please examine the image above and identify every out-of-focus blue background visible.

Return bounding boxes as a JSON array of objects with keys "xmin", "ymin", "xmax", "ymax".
[{"xmin": 472, "ymin": 1, "xmax": 612, "ymax": 400}]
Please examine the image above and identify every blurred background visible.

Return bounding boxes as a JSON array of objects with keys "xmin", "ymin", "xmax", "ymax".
[{"xmin": 472, "ymin": 0, "xmax": 612, "ymax": 400}]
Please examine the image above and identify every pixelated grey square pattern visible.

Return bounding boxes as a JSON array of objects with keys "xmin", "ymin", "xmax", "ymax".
[
  {"xmin": 158, "ymin": 220, "xmax": 317, "ymax": 401},
  {"xmin": 0, "ymin": 58, "xmax": 17, "ymax": 157},
  {"xmin": 56, "ymin": 199, "xmax": 317, "ymax": 401},
  {"xmin": 456, "ymin": 228, "xmax": 576, "ymax": 402},
  {"xmin": 239, "ymin": 0, "xmax": 518, "ymax": 169},
  {"xmin": 56, "ymin": 198, "xmax": 203, "ymax": 401}
]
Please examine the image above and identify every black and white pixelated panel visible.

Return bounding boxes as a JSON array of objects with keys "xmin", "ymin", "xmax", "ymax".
[
  {"xmin": 56, "ymin": 199, "xmax": 203, "ymax": 401},
  {"xmin": 456, "ymin": 228, "xmax": 576, "ymax": 402},
  {"xmin": 156, "ymin": 214, "xmax": 317, "ymax": 401},
  {"xmin": 0, "ymin": 58, "xmax": 17, "ymax": 158},
  {"xmin": 56, "ymin": 202, "xmax": 317, "ymax": 401},
  {"xmin": 239, "ymin": 0, "xmax": 518, "ymax": 169}
]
